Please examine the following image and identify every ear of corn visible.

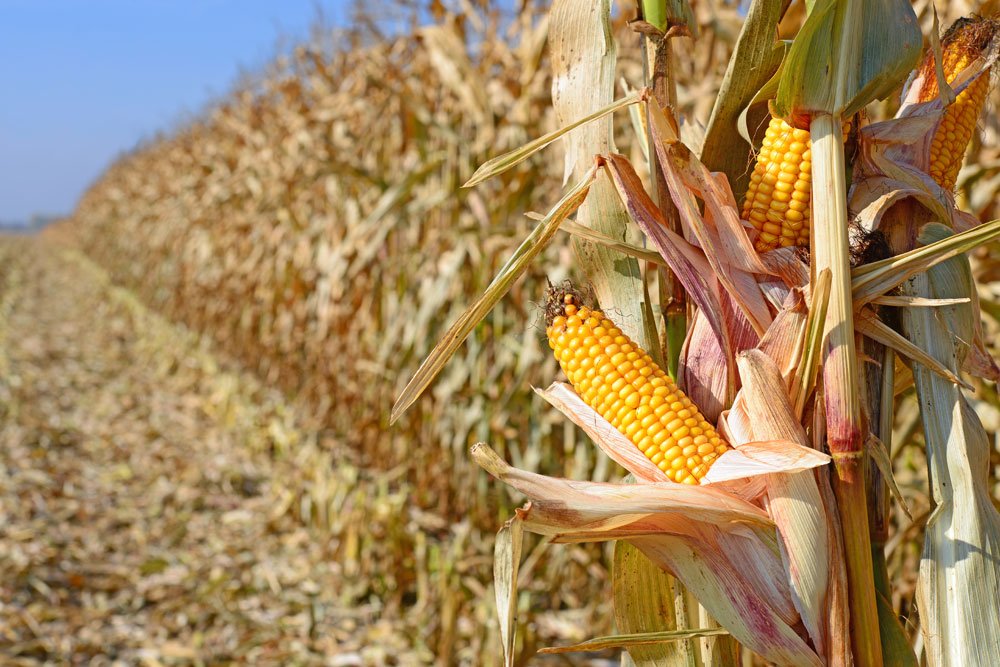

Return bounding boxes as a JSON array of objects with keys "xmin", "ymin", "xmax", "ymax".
[
  {"xmin": 918, "ymin": 17, "xmax": 998, "ymax": 191},
  {"xmin": 741, "ymin": 116, "xmax": 813, "ymax": 253},
  {"xmin": 545, "ymin": 287, "xmax": 729, "ymax": 484}
]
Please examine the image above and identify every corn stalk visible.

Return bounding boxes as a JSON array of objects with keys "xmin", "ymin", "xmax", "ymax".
[{"xmin": 774, "ymin": 0, "xmax": 921, "ymax": 663}]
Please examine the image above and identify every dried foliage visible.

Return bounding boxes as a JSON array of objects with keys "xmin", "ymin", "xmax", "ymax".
[{"xmin": 5, "ymin": 0, "xmax": 1000, "ymax": 663}]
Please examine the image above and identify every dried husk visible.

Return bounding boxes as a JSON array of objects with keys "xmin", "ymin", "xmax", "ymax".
[
  {"xmin": 472, "ymin": 441, "xmax": 825, "ymax": 667},
  {"xmin": 730, "ymin": 350, "xmax": 837, "ymax": 660}
]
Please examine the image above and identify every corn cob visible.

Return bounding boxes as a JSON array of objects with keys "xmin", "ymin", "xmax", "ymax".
[
  {"xmin": 742, "ymin": 116, "xmax": 813, "ymax": 252},
  {"xmin": 545, "ymin": 285, "xmax": 729, "ymax": 484},
  {"xmin": 917, "ymin": 17, "xmax": 999, "ymax": 191}
]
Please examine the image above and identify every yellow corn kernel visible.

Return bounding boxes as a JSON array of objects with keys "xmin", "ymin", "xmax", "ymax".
[
  {"xmin": 546, "ymin": 288, "xmax": 729, "ymax": 483},
  {"xmin": 742, "ymin": 116, "xmax": 812, "ymax": 252},
  {"xmin": 917, "ymin": 17, "xmax": 998, "ymax": 191}
]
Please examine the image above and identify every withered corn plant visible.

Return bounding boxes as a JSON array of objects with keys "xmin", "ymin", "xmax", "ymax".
[{"xmin": 395, "ymin": 0, "xmax": 1000, "ymax": 664}]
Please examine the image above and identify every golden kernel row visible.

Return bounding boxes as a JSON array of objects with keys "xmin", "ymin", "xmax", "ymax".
[{"xmin": 546, "ymin": 295, "xmax": 728, "ymax": 484}]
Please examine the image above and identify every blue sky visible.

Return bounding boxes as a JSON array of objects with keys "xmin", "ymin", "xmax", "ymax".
[{"xmin": 0, "ymin": 0, "xmax": 355, "ymax": 224}]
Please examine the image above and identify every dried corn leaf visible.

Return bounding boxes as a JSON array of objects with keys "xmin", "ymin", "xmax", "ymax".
[
  {"xmin": 391, "ymin": 165, "xmax": 598, "ymax": 423},
  {"xmin": 494, "ymin": 514, "xmax": 523, "ymax": 667}
]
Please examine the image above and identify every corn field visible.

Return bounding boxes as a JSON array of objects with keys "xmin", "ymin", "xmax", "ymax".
[{"xmin": 4, "ymin": 0, "xmax": 1000, "ymax": 664}]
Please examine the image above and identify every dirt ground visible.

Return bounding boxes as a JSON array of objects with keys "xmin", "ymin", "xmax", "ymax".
[{"xmin": 0, "ymin": 238, "xmax": 429, "ymax": 666}]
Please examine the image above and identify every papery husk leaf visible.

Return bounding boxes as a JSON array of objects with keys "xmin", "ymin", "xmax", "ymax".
[
  {"xmin": 602, "ymin": 154, "xmax": 734, "ymax": 378},
  {"xmin": 550, "ymin": 0, "xmax": 660, "ymax": 359},
  {"xmin": 758, "ymin": 248, "xmax": 810, "ymax": 290},
  {"xmin": 679, "ymin": 295, "xmax": 759, "ymax": 424},
  {"xmin": 701, "ymin": 440, "xmax": 830, "ymax": 484},
  {"xmin": 735, "ymin": 349, "xmax": 832, "ymax": 658},
  {"xmin": 473, "ymin": 443, "xmax": 823, "ymax": 663},
  {"xmin": 471, "ymin": 444, "xmax": 772, "ymax": 531},
  {"xmin": 645, "ymin": 101, "xmax": 773, "ymax": 333},
  {"xmin": 899, "ymin": 250, "xmax": 1000, "ymax": 665},
  {"xmin": 391, "ymin": 166, "xmax": 598, "ymax": 423},
  {"xmin": 630, "ymin": 532, "xmax": 821, "ymax": 667},
  {"xmin": 756, "ymin": 287, "xmax": 809, "ymax": 385},
  {"xmin": 849, "ymin": 115, "xmax": 956, "ymax": 230},
  {"xmin": 773, "ymin": 0, "xmax": 921, "ymax": 120},
  {"xmin": 756, "ymin": 249, "xmax": 810, "ymax": 313},
  {"xmin": 535, "ymin": 382, "xmax": 668, "ymax": 483},
  {"xmin": 494, "ymin": 514, "xmax": 524, "ymax": 667}
]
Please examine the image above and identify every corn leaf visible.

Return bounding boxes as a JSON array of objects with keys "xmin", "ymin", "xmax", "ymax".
[
  {"xmin": 612, "ymin": 540, "xmax": 691, "ymax": 666},
  {"xmin": 463, "ymin": 91, "xmax": 641, "ymax": 187},
  {"xmin": 865, "ymin": 434, "xmax": 910, "ymax": 519},
  {"xmin": 773, "ymin": 0, "xmax": 921, "ymax": 119},
  {"xmin": 875, "ymin": 590, "xmax": 919, "ymax": 667},
  {"xmin": 558, "ymin": 219, "xmax": 664, "ymax": 265},
  {"xmin": 792, "ymin": 268, "xmax": 831, "ymax": 419},
  {"xmin": 390, "ymin": 166, "xmax": 598, "ymax": 423},
  {"xmin": 854, "ymin": 314, "xmax": 971, "ymax": 391},
  {"xmin": 900, "ymin": 263, "xmax": 1000, "ymax": 665},
  {"xmin": 852, "ymin": 218, "xmax": 1000, "ymax": 306},
  {"xmin": 539, "ymin": 627, "xmax": 729, "ymax": 655},
  {"xmin": 701, "ymin": 0, "xmax": 785, "ymax": 196},
  {"xmin": 494, "ymin": 514, "xmax": 524, "ymax": 667}
]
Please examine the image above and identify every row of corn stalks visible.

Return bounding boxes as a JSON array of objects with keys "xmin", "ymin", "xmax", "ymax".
[
  {"xmin": 394, "ymin": 0, "xmax": 1000, "ymax": 665},
  {"xmin": 46, "ymin": 2, "xmax": 760, "ymax": 660}
]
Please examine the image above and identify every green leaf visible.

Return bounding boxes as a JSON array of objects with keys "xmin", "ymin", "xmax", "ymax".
[
  {"xmin": 875, "ymin": 590, "xmax": 919, "ymax": 667},
  {"xmin": 773, "ymin": 0, "xmax": 921, "ymax": 119},
  {"xmin": 640, "ymin": 0, "xmax": 697, "ymax": 37},
  {"xmin": 701, "ymin": 0, "xmax": 785, "ymax": 196}
]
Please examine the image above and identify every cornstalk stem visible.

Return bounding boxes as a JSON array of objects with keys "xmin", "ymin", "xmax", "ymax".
[
  {"xmin": 809, "ymin": 112, "xmax": 882, "ymax": 667},
  {"xmin": 640, "ymin": 24, "xmax": 685, "ymax": 377}
]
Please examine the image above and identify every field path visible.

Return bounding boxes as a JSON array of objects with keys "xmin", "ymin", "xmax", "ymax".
[{"xmin": 0, "ymin": 238, "xmax": 422, "ymax": 665}]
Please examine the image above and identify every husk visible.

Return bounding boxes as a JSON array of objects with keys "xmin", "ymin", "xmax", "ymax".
[
  {"xmin": 733, "ymin": 350, "xmax": 833, "ymax": 657},
  {"xmin": 773, "ymin": 0, "xmax": 921, "ymax": 120}
]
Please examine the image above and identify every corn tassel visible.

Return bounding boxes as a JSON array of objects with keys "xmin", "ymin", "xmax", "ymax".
[{"xmin": 545, "ymin": 285, "xmax": 729, "ymax": 484}]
